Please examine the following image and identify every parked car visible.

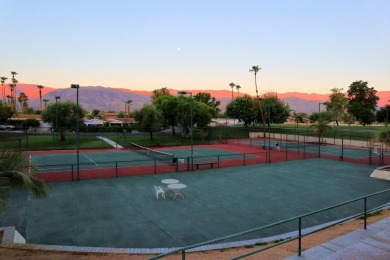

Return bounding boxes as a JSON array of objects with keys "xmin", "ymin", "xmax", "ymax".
[{"xmin": 0, "ymin": 125, "xmax": 15, "ymax": 131}]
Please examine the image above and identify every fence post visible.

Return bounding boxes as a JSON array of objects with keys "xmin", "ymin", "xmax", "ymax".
[
  {"xmin": 364, "ymin": 197, "xmax": 367, "ymax": 229},
  {"xmin": 218, "ymin": 155, "xmax": 220, "ymax": 168},
  {"xmin": 369, "ymin": 149, "xmax": 372, "ymax": 165},
  {"xmin": 298, "ymin": 217, "xmax": 302, "ymax": 256},
  {"xmin": 71, "ymin": 164, "xmax": 74, "ymax": 181},
  {"xmin": 243, "ymin": 154, "xmax": 246, "ymax": 166},
  {"xmin": 154, "ymin": 159, "xmax": 157, "ymax": 174},
  {"xmin": 341, "ymin": 137, "xmax": 344, "ymax": 161},
  {"xmin": 116, "ymin": 162, "xmax": 118, "ymax": 177},
  {"xmin": 182, "ymin": 250, "xmax": 186, "ymax": 260}
]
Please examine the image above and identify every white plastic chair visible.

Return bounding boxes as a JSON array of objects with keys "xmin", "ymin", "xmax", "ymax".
[{"xmin": 154, "ymin": 186, "xmax": 165, "ymax": 200}]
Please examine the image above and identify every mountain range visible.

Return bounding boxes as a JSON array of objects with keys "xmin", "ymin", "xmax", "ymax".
[{"xmin": 3, "ymin": 84, "xmax": 390, "ymax": 115}]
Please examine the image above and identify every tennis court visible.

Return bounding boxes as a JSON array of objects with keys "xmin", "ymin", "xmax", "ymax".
[
  {"xmin": 243, "ymin": 140, "xmax": 372, "ymax": 159},
  {"xmin": 1, "ymin": 158, "xmax": 389, "ymax": 249},
  {"xmin": 31, "ymin": 147, "xmax": 248, "ymax": 172}
]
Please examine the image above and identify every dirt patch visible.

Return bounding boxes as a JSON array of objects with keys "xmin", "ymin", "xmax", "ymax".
[{"xmin": 1, "ymin": 209, "xmax": 389, "ymax": 259}]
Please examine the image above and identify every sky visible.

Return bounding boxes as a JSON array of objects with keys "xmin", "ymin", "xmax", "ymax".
[{"xmin": 1, "ymin": 0, "xmax": 389, "ymax": 95}]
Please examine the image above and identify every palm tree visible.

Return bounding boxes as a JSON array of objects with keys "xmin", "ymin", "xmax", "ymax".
[
  {"xmin": 310, "ymin": 118, "xmax": 332, "ymax": 138},
  {"xmin": 37, "ymin": 85, "xmax": 44, "ymax": 111},
  {"xmin": 0, "ymin": 77, "xmax": 7, "ymax": 102},
  {"xmin": 229, "ymin": 82, "xmax": 235, "ymax": 99},
  {"xmin": 10, "ymin": 71, "xmax": 18, "ymax": 110},
  {"xmin": 43, "ymin": 99, "xmax": 49, "ymax": 110},
  {"xmin": 126, "ymin": 100, "xmax": 132, "ymax": 118},
  {"xmin": 249, "ymin": 65, "xmax": 265, "ymax": 128},
  {"xmin": 6, "ymin": 95, "xmax": 12, "ymax": 105},
  {"xmin": 235, "ymin": 85, "xmax": 241, "ymax": 97},
  {"xmin": 249, "ymin": 66, "xmax": 261, "ymax": 98},
  {"xmin": 18, "ymin": 92, "xmax": 28, "ymax": 113},
  {"xmin": 0, "ymin": 149, "xmax": 49, "ymax": 213}
]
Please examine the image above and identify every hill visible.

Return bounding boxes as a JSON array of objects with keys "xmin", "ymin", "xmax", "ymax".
[{"xmin": 2, "ymin": 84, "xmax": 389, "ymax": 114}]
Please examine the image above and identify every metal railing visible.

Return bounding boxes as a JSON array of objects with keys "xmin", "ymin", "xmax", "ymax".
[{"xmin": 148, "ymin": 188, "xmax": 390, "ymax": 259}]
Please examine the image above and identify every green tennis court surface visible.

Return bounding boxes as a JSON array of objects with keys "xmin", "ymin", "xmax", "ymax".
[
  {"xmin": 244, "ymin": 140, "xmax": 372, "ymax": 158},
  {"xmin": 31, "ymin": 148, "xmax": 247, "ymax": 172},
  {"xmin": 1, "ymin": 158, "xmax": 389, "ymax": 248}
]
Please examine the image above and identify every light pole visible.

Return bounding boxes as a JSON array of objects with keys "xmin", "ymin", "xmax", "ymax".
[
  {"xmin": 318, "ymin": 102, "xmax": 328, "ymax": 158},
  {"xmin": 178, "ymin": 91, "xmax": 193, "ymax": 158},
  {"xmin": 71, "ymin": 84, "xmax": 80, "ymax": 180},
  {"xmin": 55, "ymin": 96, "xmax": 60, "ymax": 148}
]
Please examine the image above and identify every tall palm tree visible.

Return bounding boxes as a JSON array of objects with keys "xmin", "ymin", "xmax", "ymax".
[
  {"xmin": 0, "ymin": 149, "xmax": 49, "ymax": 213},
  {"xmin": 249, "ymin": 66, "xmax": 265, "ymax": 128},
  {"xmin": 0, "ymin": 77, "xmax": 7, "ymax": 102},
  {"xmin": 10, "ymin": 71, "xmax": 18, "ymax": 110},
  {"xmin": 37, "ymin": 85, "xmax": 44, "ymax": 111},
  {"xmin": 229, "ymin": 82, "xmax": 235, "ymax": 99},
  {"xmin": 235, "ymin": 85, "xmax": 241, "ymax": 97},
  {"xmin": 43, "ymin": 98, "xmax": 49, "ymax": 110}
]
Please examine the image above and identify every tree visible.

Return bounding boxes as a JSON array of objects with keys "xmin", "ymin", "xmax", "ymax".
[
  {"xmin": 17, "ymin": 92, "xmax": 28, "ymax": 113},
  {"xmin": 117, "ymin": 111, "xmax": 125, "ymax": 118},
  {"xmin": 10, "ymin": 71, "xmax": 18, "ymax": 110},
  {"xmin": 0, "ymin": 77, "xmax": 7, "ymax": 102},
  {"xmin": 309, "ymin": 111, "xmax": 333, "ymax": 123},
  {"xmin": 133, "ymin": 104, "xmax": 163, "ymax": 140},
  {"xmin": 151, "ymin": 87, "xmax": 170, "ymax": 102},
  {"xmin": 193, "ymin": 92, "xmax": 220, "ymax": 116},
  {"xmin": 0, "ymin": 149, "xmax": 49, "ymax": 213},
  {"xmin": 22, "ymin": 118, "xmax": 40, "ymax": 129},
  {"xmin": 347, "ymin": 81, "xmax": 379, "ymax": 125},
  {"xmin": 341, "ymin": 113, "xmax": 356, "ymax": 126},
  {"xmin": 376, "ymin": 105, "xmax": 390, "ymax": 125},
  {"xmin": 90, "ymin": 109, "xmax": 101, "ymax": 119},
  {"xmin": 0, "ymin": 102, "xmax": 15, "ymax": 124},
  {"xmin": 260, "ymin": 93, "xmax": 291, "ymax": 126},
  {"xmin": 328, "ymin": 88, "xmax": 348, "ymax": 126},
  {"xmin": 43, "ymin": 99, "xmax": 49, "ymax": 110},
  {"xmin": 226, "ymin": 95, "xmax": 256, "ymax": 127},
  {"xmin": 37, "ymin": 85, "xmax": 44, "ymax": 111},
  {"xmin": 229, "ymin": 82, "xmax": 235, "ymax": 99},
  {"xmin": 235, "ymin": 85, "xmax": 241, "ymax": 97},
  {"xmin": 379, "ymin": 130, "xmax": 390, "ymax": 146},
  {"xmin": 154, "ymin": 95, "xmax": 179, "ymax": 135},
  {"xmin": 6, "ymin": 95, "xmax": 12, "ymax": 105},
  {"xmin": 310, "ymin": 118, "xmax": 332, "ymax": 137},
  {"xmin": 249, "ymin": 66, "xmax": 265, "ymax": 129},
  {"xmin": 41, "ymin": 100, "xmax": 86, "ymax": 141}
]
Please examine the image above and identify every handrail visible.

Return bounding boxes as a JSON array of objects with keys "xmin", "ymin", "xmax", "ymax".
[{"xmin": 148, "ymin": 188, "xmax": 390, "ymax": 259}]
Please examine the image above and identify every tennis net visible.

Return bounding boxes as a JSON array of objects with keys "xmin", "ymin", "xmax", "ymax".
[{"xmin": 130, "ymin": 142, "xmax": 176, "ymax": 163}]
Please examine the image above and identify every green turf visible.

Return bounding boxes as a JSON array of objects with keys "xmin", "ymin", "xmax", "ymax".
[{"xmin": 1, "ymin": 158, "xmax": 389, "ymax": 248}]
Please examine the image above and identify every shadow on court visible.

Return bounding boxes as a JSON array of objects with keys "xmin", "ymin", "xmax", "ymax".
[{"xmin": 1, "ymin": 158, "xmax": 389, "ymax": 248}]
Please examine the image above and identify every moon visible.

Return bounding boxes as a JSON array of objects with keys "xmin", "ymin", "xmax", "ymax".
[{"xmin": 177, "ymin": 47, "xmax": 181, "ymax": 51}]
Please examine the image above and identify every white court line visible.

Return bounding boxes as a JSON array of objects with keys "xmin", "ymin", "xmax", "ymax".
[{"xmin": 83, "ymin": 154, "xmax": 99, "ymax": 166}]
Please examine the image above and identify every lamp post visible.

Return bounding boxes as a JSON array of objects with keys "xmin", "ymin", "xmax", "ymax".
[
  {"xmin": 178, "ymin": 91, "xmax": 193, "ymax": 158},
  {"xmin": 71, "ymin": 84, "xmax": 80, "ymax": 180},
  {"xmin": 318, "ymin": 102, "xmax": 328, "ymax": 158},
  {"xmin": 266, "ymin": 103, "xmax": 275, "ymax": 150},
  {"xmin": 55, "ymin": 96, "xmax": 61, "ymax": 148}
]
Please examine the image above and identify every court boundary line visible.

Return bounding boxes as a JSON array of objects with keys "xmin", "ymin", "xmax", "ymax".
[{"xmin": 83, "ymin": 154, "xmax": 99, "ymax": 166}]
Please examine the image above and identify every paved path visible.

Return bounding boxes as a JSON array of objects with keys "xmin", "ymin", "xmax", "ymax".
[
  {"xmin": 286, "ymin": 217, "xmax": 390, "ymax": 259},
  {"xmin": 97, "ymin": 136, "xmax": 123, "ymax": 148}
]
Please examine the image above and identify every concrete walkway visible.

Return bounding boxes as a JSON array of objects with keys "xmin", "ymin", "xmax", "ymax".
[
  {"xmin": 97, "ymin": 136, "xmax": 123, "ymax": 148},
  {"xmin": 286, "ymin": 217, "xmax": 390, "ymax": 259}
]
